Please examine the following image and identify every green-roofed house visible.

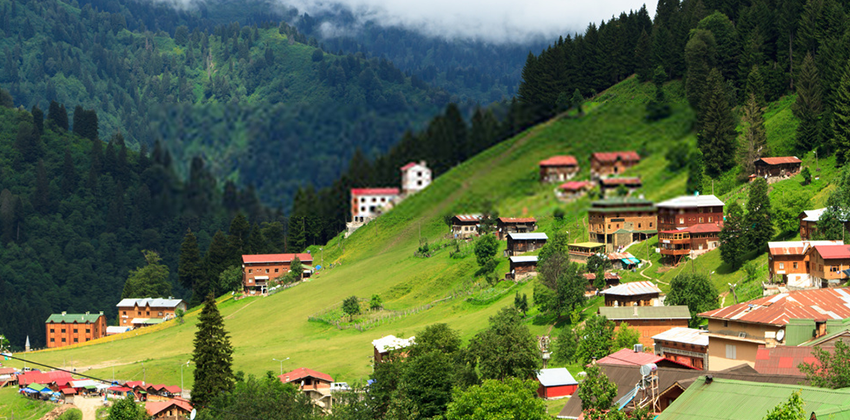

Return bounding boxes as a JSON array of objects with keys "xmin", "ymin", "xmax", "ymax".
[
  {"xmin": 45, "ymin": 311, "xmax": 106, "ymax": 349},
  {"xmin": 588, "ymin": 197, "xmax": 657, "ymax": 252},
  {"xmin": 599, "ymin": 306, "xmax": 692, "ymax": 352},
  {"xmin": 656, "ymin": 376, "xmax": 850, "ymax": 420}
]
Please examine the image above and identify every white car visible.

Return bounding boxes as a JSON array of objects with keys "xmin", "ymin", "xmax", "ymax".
[{"xmin": 330, "ymin": 382, "xmax": 351, "ymax": 392}]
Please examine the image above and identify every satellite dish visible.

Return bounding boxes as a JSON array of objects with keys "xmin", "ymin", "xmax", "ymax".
[
  {"xmin": 776, "ymin": 329, "xmax": 785, "ymax": 342},
  {"xmin": 190, "ymin": 409, "xmax": 197, "ymax": 420}
]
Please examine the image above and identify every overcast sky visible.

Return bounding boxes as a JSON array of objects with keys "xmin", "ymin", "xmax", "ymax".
[{"xmin": 279, "ymin": 0, "xmax": 656, "ymax": 44}]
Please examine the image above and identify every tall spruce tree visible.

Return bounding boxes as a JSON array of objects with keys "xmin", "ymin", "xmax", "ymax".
[
  {"xmin": 191, "ymin": 293, "xmax": 235, "ymax": 409},
  {"xmin": 746, "ymin": 177, "xmax": 774, "ymax": 250},
  {"xmin": 61, "ymin": 148, "xmax": 76, "ymax": 195},
  {"xmin": 227, "ymin": 213, "xmax": 250, "ymax": 265},
  {"xmin": 31, "ymin": 105, "xmax": 43, "ymax": 136},
  {"xmin": 34, "ymin": 159, "xmax": 49, "ymax": 213},
  {"xmin": 179, "ymin": 229, "xmax": 204, "ymax": 297},
  {"xmin": 794, "ymin": 53, "xmax": 823, "ymax": 153},
  {"xmin": 833, "ymin": 59, "xmax": 850, "ymax": 165},
  {"xmin": 698, "ymin": 68, "xmax": 737, "ymax": 177},
  {"xmin": 685, "ymin": 29, "xmax": 717, "ymax": 112},
  {"xmin": 201, "ymin": 230, "xmax": 230, "ymax": 305},
  {"xmin": 720, "ymin": 202, "xmax": 747, "ymax": 269},
  {"xmin": 739, "ymin": 93, "xmax": 767, "ymax": 179}
]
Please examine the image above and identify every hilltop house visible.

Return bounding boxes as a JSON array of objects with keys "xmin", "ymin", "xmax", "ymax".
[
  {"xmin": 496, "ymin": 217, "xmax": 537, "ymax": 240},
  {"xmin": 557, "ymin": 181, "xmax": 591, "ymax": 201},
  {"xmin": 116, "ymin": 298, "xmax": 187, "ymax": 329},
  {"xmin": 242, "ymin": 253, "xmax": 313, "ymax": 295},
  {"xmin": 539, "ymin": 155, "xmax": 579, "ymax": 183},
  {"xmin": 752, "ymin": 156, "xmax": 802, "ymax": 180},
  {"xmin": 279, "ymin": 368, "xmax": 334, "ymax": 410},
  {"xmin": 656, "ymin": 195, "xmax": 724, "ymax": 265},
  {"xmin": 505, "ymin": 232, "xmax": 548, "ymax": 256},
  {"xmin": 350, "ymin": 188, "xmax": 400, "ymax": 225},
  {"xmin": 767, "ymin": 241, "xmax": 842, "ymax": 287},
  {"xmin": 450, "ymin": 214, "xmax": 482, "ymax": 239},
  {"xmin": 588, "ymin": 197, "xmax": 657, "ymax": 252},
  {"xmin": 400, "ymin": 161, "xmax": 432, "ymax": 195},
  {"xmin": 799, "ymin": 208, "xmax": 850, "ymax": 240},
  {"xmin": 372, "ymin": 335, "xmax": 415, "ymax": 363},
  {"xmin": 599, "ymin": 281, "xmax": 662, "ymax": 307},
  {"xmin": 598, "ymin": 177, "xmax": 643, "ymax": 197},
  {"xmin": 590, "ymin": 151, "xmax": 641, "ymax": 180},
  {"xmin": 809, "ymin": 244, "xmax": 850, "ymax": 287},
  {"xmin": 652, "ymin": 327, "xmax": 709, "ymax": 370},
  {"xmin": 45, "ymin": 312, "xmax": 107, "ymax": 348},
  {"xmin": 598, "ymin": 305, "xmax": 691, "ymax": 349},
  {"xmin": 145, "ymin": 397, "xmax": 193, "ymax": 420}
]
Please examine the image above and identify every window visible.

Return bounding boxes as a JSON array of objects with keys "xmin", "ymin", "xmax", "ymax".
[
  {"xmin": 723, "ymin": 320, "xmax": 729, "ymax": 327},
  {"xmin": 73, "ymin": 329, "xmax": 78, "ymax": 333},
  {"xmin": 725, "ymin": 344, "xmax": 737, "ymax": 359},
  {"xmin": 266, "ymin": 269, "xmax": 269, "ymax": 274},
  {"xmin": 146, "ymin": 311, "xmax": 150, "ymax": 316},
  {"xmin": 50, "ymin": 338, "xmax": 55, "ymax": 342},
  {"xmin": 73, "ymin": 338, "xmax": 78, "ymax": 343},
  {"xmin": 381, "ymin": 197, "xmax": 386, "ymax": 202},
  {"xmin": 372, "ymin": 198, "xmax": 377, "ymax": 203},
  {"xmin": 638, "ymin": 223, "xmax": 642, "ymax": 228},
  {"xmin": 417, "ymin": 180, "xmax": 422, "ymax": 186},
  {"xmin": 794, "ymin": 262, "xmax": 799, "ymax": 269},
  {"xmin": 679, "ymin": 218, "xmax": 684, "ymax": 224},
  {"xmin": 360, "ymin": 198, "xmax": 366, "ymax": 203},
  {"xmin": 699, "ymin": 217, "xmax": 703, "ymax": 223},
  {"xmin": 86, "ymin": 329, "xmax": 90, "ymax": 334},
  {"xmin": 708, "ymin": 217, "xmax": 713, "ymax": 222},
  {"xmin": 62, "ymin": 338, "xmax": 66, "ymax": 342},
  {"xmin": 61, "ymin": 329, "xmax": 66, "ymax": 333},
  {"xmin": 275, "ymin": 268, "xmax": 279, "ymax": 273},
  {"xmin": 417, "ymin": 171, "xmax": 422, "ymax": 177},
  {"xmin": 249, "ymin": 269, "xmax": 252, "ymax": 273},
  {"xmin": 650, "ymin": 222, "xmax": 653, "ymax": 227},
  {"xmin": 779, "ymin": 263, "xmax": 785, "ymax": 269},
  {"xmin": 360, "ymin": 206, "xmax": 366, "ymax": 212},
  {"xmin": 50, "ymin": 329, "xmax": 54, "ymax": 333},
  {"xmin": 158, "ymin": 312, "xmax": 163, "ymax": 316}
]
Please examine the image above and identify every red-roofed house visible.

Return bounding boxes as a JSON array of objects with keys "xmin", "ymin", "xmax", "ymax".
[
  {"xmin": 242, "ymin": 253, "xmax": 314, "ymax": 295},
  {"xmin": 557, "ymin": 181, "xmax": 591, "ymax": 201},
  {"xmin": 145, "ymin": 397, "xmax": 193, "ymax": 420},
  {"xmin": 768, "ymin": 241, "xmax": 842, "ymax": 287},
  {"xmin": 590, "ymin": 151, "xmax": 641, "ymax": 179},
  {"xmin": 496, "ymin": 217, "xmax": 537, "ymax": 240},
  {"xmin": 279, "ymin": 368, "xmax": 334, "ymax": 410},
  {"xmin": 753, "ymin": 156, "xmax": 802, "ymax": 179},
  {"xmin": 658, "ymin": 223, "xmax": 723, "ymax": 266},
  {"xmin": 450, "ymin": 214, "xmax": 482, "ymax": 239},
  {"xmin": 754, "ymin": 345, "xmax": 823, "ymax": 376},
  {"xmin": 596, "ymin": 348, "xmax": 697, "ymax": 370},
  {"xmin": 400, "ymin": 161, "xmax": 431, "ymax": 195},
  {"xmin": 539, "ymin": 155, "xmax": 579, "ymax": 183},
  {"xmin": 350, "ymin": 188, "xmax": 401, "ymax": 224},
  {"xmin": 598, "ymin": 177, "xmax": 643, "ymax": 197},
  {"xmin": 809, "ymin": 244, "xmax": 850, "ymax": 286}
]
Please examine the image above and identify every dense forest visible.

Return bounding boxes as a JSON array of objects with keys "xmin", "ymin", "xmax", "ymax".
[{"xmin": 0, "ymin": 97, "xmax": 284, "ymax": 350}]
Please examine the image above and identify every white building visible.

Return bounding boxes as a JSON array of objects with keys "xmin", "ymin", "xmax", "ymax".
[
  {"xmin": 400, "ymin": 161, "xmax": 432, "ymax": 195},
  {"xmin": 350, "ymin": 188, "xmax": 400, "ymax": 224}
]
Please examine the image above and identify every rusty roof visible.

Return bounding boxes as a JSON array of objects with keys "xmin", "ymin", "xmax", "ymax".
[
  {"xmin": 592, "ymin": 151, "xmax": 641, "ymax": 162},
  {"xmin": 497, "ymin": 217, "xmax": 536, "ymax": 223},
  {"xmin": 539, "ymin": 155, "xmax": 578, "ymax": 167},
  {"xmin": 652, "ymin": 327, "xmax": 708, "ymax": 346},
  {"xmin": 559, "ymin": 181, "xmax": 590, "ymax": 191},
  {"xmin": 599, "ymin": 280, "xmax": 661, "ymax": 297},
  {"xmin": 700, "ymin": 288, "xmax": 850, "ymax": 326},
  {"xmin": 757, "ymin": 156, "xmax": 802, "ymax": 165},
  {"xmin": 452, "ymin": 214, "xmax": 482, "ymax": 222},
  {"xmin": 596, "ymin": 348, "xmax": 666, "ymax": 366},
  {"xmin": 768, "ymin": 241, "xmax": 842, "ymax": 256}
]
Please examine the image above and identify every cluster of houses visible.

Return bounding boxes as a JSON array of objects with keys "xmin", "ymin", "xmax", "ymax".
[
  {"xmin": 7, "ymin": 368, "xmax": 191, "ymax": 419},
  {"xmin": 540, "ymin": 151, "xmax": 642, "ymax": 201},
  {"xmin": 346, "ymin": 161, "xmax": 432, "ymax": 235}
]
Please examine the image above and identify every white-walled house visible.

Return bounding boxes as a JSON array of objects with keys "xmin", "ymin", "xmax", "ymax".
[{"xmin": 400, "ymin": 161, "xmax": 432, "ymax": 195}]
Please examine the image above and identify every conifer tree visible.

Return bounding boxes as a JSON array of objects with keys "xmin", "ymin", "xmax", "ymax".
[
  {"xmin": 14, "ymin": 121, "xmax": 40, "ymax": 164},
  {"xmin": 246, "ymin": 223, "xmax": 267, "ymax": 254},
  {"xmin": 31, "ymin": 105, "xmax": 43, "ymax": 136},
  {"xmin": 179, "ymin": 229, "xmax": 204, "ymax": 293},
  {"xmin": 739, "ymin": 94, "xmax": 767, "ymax": 179},
  {"xmin": 191, "ymin": 293, "xmax": 235, "ymax": 409},
  {"xmin": 794, "ymin": 53, "xmax": 823, "ymax": 153},
  {"xmin": 686, "ymin": 151, "xmax": 704, "ymax": 194},
  {"xmin": 571, "ymin": 88, "xmax": 584, "ymax": 115},
  {"xmin": 833, "ymin": 59, "xmax": 850, "ymax": 165},
  {"xmin": 227, "ymin": 213, "xmax": 250, "ymax": 264},
  {"xmin": 720, "ymin": 202, "xmax": 746, "ymax": 269},
  {"xmin": 698, "ymin": 68, "xmax": 737, "ymax": 177},
  {"xmin": 34, "ymin": 159, "xmax": 49, "ymax": 213},
  {"xmin": 746, "ymin": 177, "xmax": 774, "ymax": 251},
  {"xmin": 685, "ymin": 29, "xmax": 717, "ymax": 112},
  {"xmin": 47, "ymin": 101, "xmax": 68, "ymax": 131},
  {"xmin": 201, "ymin": 230, "xmax": 230, "ymax": 305},
  {"xmin": 288, "ymin": 216, "xmax": 306, "ymax": 252},
  {"xmin": 746, "ymin": 65, "xmax": 765, "ymax": 107},
  {"xmin": 634, "ymin": 29, "xmax": 652, "ymax": 82},
  {"xmin": 61, "ymin": 148, "xmax": 76, "ymax": 195}
]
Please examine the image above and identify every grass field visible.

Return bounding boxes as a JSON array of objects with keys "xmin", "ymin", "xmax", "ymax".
[
  {"xmin": 5, "ymin": 76, "xmax": 827, "ymax": 393},
  {"xmin": 0, "ymin": 387, "xmax": 55, "ymax": 419}
]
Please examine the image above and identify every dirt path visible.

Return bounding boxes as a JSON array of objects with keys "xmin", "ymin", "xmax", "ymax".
[
  {"xmin": 73, "ymin": 395, "xmax": 104, "ymax": 420},
  {"xmin": 639, "ymin": 260, "xmax": 668, "ymax": 285},
  {"xmin": 720, "ymin": 291, "xmax": 730, "ymax": 307}
]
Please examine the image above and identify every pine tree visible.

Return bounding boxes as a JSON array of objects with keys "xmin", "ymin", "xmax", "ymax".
[
  {"xmin": 746, "ymin": 177, "xmax": 774, "ymax": 251},
  {"xmin": 246, "ymin": 223, "xmax": 267, "ymax": 254},
  {"xmin": 31, "ymin": 105, "xmax": 43, "ymax": 136},
  {"xmin": 833, "ymin": 59, "xmax": 850, "ymax": 165},
  {"xmin": 698, "ymin": 68, "xmax": 737, "ymax": 177},
  {"xmin": 288, "ymin": 216, "xmax": 306, "ymax": 252},
  {"xmin": 571, "ymin": 88, "xmax": 584, "ymax": 115},
  {"xmin": 61, "ymin": 148, "xmax": 76, "ymax": 195},
  {"xmin": 179, "ymin": 229, "xmax": 204, "ymax": 295},
  {"xmin": 33, "ymin": 159, "xmax": 49, "ymax": 213},
  {"xmin": 14, "ymin": 121, "xmax": 40, "ymax": 164},
  {"xmin": 227, "ymin": 213, "xmax": 250, "ymax": 265},
  {"xmin": 684, "ymin": 29, "xmax": 717, "ymax": 112},
  {"xmin": 686, "ymin": 151, "xmax": 704, "ymax": 194},
  {"xmin": 794, "ymin": 53, "xmax": 823, "ymax": 153},
  {"xmin": 191, "ymin": 293, "xmax": 235, "ymax": 409},
  {"xmin": 201, "ymin": 230, "xmax": 230, "ymax": 305},
  {"xmin": 739, "ymin": 94, "xmax": 767, "ymax": 179},
  {"xmin": 746, "ymin": 66, "xmax": 765, "ymax": 107},
  {"xmin": 720, "ymin": 202, "xmax": 746, "ymax": 269},
  {"xmin": 634, "ymin": 29, "xmax": 652, "ymax": 82}
]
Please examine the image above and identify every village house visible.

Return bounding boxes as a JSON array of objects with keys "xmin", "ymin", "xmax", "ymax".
[
  {"xmin": 350, "ymin": 188, "xmax": 400, "ymax": 224},
  {"xmin": 596, "ymin": 347, "xmax": 698, "ymax": 370},
  {"xmin": 450, "ymin": 214, "xmax": 482, "ymax": 239},
  {"xmin": 535, "ymin": 368, "xmax": 578, "ymax": 399},
  {"xmin": 242, "ymin": 253, "xmax": 314, "ymax": 295},
  {"xmin": 584, "ymin": 272, "xmax": 622, "ymax": 294},
  {"xmin": 45, "ymin": 312, "xmax": 107, "ymax": 349},
  {"xmin": 600, "ymin": 280, "xmax": 662, "ymax": 307},
  {"xmin": 809, "ymin": 244, "xmax": 850, "ymax": 287},
  {"xmin": 699, "ymin": 288, "xmax": 850, "ymax": 371},
  {"xmin": 767, "ymin": 240, "xmax": 842, "ymax": 287},
  {"xmin": 608, "ymin": 251, "xmax": 641, "ymax": 270},
  {"xmin": 508, "ymin": 256, "xmax": 538, "ymax": 280},
  {"xmin": 598, "ymin": 177, "xmax": 643, "ymax": 197},
  {"xmin": 279, "ymin": 368, "xmax": 334, "ymax": 409},
  {"xmin": 590, "ymin": 151, "xmax": 641, "ymax": 180},
  {"xmin": 505, "ymin": 232, "xmax": 548, "ymax": 256},
  {"xmin": 656, "ymin": 195, "xmax": 724, "ymax": 265},
  {"xmin": 496, "ymin": 217, "xmax": 537, "ymax": 240},
  {"xmin": 658, "ymin": 224, "xmax": 723, "ymax": 265},
  {"xmin": 372, "ymin": 335, "xmax": 415, "ymax": 364},
  {"xmin": 400, "ymin": 161, "xmax": 432, "ymax": 195},
  {"xmin": 588, "ymin": 197, "xmax": 657, "ymax": 252},
  {"xmin": 652, "ymin": 327, "xmax": 709, "ymax": 370},
  {"xmin": 599, "ymin": 305, "xmax": 691, "ymax": 349},
  {"xmin": 799, "ymin": 207, "xmax": 849, "ymax": 240},
  {"xmin": 752, "ymin": 156, "xmax": 802, "ymax": 180},
  {"xmin": 539, "ymin": 155, "xmax": 579, "ymax": 183},
  {"xmin": 567, "ymin": 242, "xmax": 606, "ymax": 263},
  {"xmin": 556, "ymin": 181, "xmax": 591, "ymax": 201},
  {"xmin": 115, "ymin": 298, "xmax": 187, "ymax": 329},
  {"xmin": 145, "ymin": 397, "xmax": 193, "ymax": 420}
]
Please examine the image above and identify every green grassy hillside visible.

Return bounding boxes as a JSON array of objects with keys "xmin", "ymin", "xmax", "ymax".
[{"xmin": 9, "ymin": 75, "xmax": 828, "ymax": 389}]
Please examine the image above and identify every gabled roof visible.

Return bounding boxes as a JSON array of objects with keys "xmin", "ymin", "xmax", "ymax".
[
  {"xmin": 678, "ymin": 223, "xmax": 723, "ymax": 234},
  {"xmin": 768, "ymin": 240, "xmax": 843, "ymax": 256},
  {"xmin": 108, "ymin": 386, "xmax": 132, "ymax": 392},
  {"xmin": 596, "ymin": 348, "xmax": 667, "ymax": 366},
  {"xmin": 559, "ymin": 181, "xmax": 591, "ymax": 191},
  {"xmin": 400, "ymin": 161, "xmax": 428, "ymax": 171},
  {"xmin": 599, "ymin": 281, "xmax": 661, "ymax": 297},
  {"xmin": 539, "ymin": 155, "xmax": 578, "ymax": 167},
  {"xmin": 452, "ymin": 214, "xmax": 482, "ymax": 223},
  {"xmin": 599, "ymin": 177, "xmax": 642, "ymax": 186},
  {"xmin": 125, "ymin": 381, "xmax": 145, "ymax": 389},
  {"xmin": 145, "ymin": 398, "xmax": 193, "ymax": 416},
  {"xmin": 756, "ymin": 156, "xmax": 802, "ymax": 165},
  {"xmin": 536, "ymin": 368, "xmax": 578, "ymax": 387},
  {"xmin": 509, "ymin": 256, "xmax": 539, "ymax": 263},
  {"xmin": 241, "ymin": 253, "xmax": 313, "ymax": 264},
  {"xmin": 592, "ymin": 151, "xmax": 641, "ymax": 162},
  {"xmin": 652, "ymin": 327, "xmax": 709, "ymax": 346},
  {"xmin": 350, "ymin": 188, "xmax": 400, "ymax": 196},
  {"xmin": 164, "ymin": 385, "xmax": 182, "ymax": 394},
  {"xmin": 656, "ymin": 194, "xmax": 724, "ymax": 209},
  {"xmin": 814, "ymin": 244, "xmax": 850, "ymax": 260},
  {"xmin": 599, "ymin": 305, "xmax": 690, "ymax": 321},
  {"xmin": 115, "ymin": 298, "xmax": 185, "ymax": 309},
  {"xmin": 45, "ymin": 313, "xmax": 104, "ymax": 324},
  {"xmin": 279, "ymin": 367, "xmax": 334, "ymax": 384},
  {"xmin": 507, "ymin": 232, "xmax": 548, "ymax": 241},
  {"xmin": 497, "ymin": 217, "xmax": 537, "ymax": 224},
  {"xmin": 372, "ymin": 335, "xmax": 415, "ymax": 353},
  {"xmin": 699, "ymin": 288, "xmax": 850, "ymax": 326},
  {"xmin": 753, "ymin": 345, "xmax": 822, "ymax": 376},
  {"xmin": 17, "ymin": 371, "xmax": 72, "ymax": 386},
  {"xmin": 0, "ymin": 367, "xmax": 16, "ymax": 375}
]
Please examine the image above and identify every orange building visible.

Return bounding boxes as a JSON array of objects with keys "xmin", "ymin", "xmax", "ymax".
[
  {"xmin": 145, "ymin": 397, "xmax": 193, "ymax": 420},
  {"xmin": 242, "ymin": 253, "xmax": 314, "ymax": 295},
  {"xmin": 45, "ymin": 312, "xmax": 107, "ymax": 348},
  {"xmin": 599, "ymin": 306, "xmax": 691, "ymax": 349},
  {"xmin": 767, "ymin": 241, "xmax": 842, "ymax": 287},
  {"xmin": 809, "ymin": 244, "xmax": 850, "ymax": 287},
  {"xmin": 116, "ymin": 298, "xmax": 188, "ymax": 329}
]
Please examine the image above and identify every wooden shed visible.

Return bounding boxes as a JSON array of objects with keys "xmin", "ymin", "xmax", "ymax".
[{"xmin": 505, "ymin": 232, "xmax": 548, "ymax": 256}]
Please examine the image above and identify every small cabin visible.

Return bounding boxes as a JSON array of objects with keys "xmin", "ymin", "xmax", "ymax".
[
  {"xmin": 505, "ymin": 232, "xmax": 548, "ymax": 256},
  {"xmin": 753, "ymin": 157, "xmax": 801, "ymax": 179},
  {"xmin": 508, "ymin": 256, "xmax": 538, "ymax": 279},
  {"xmin": 557, "ymin": 181, "xmax": 591, "ymax": 201},
  {"xmin": 539, "ymin": 156, "xmax": 579, "ymax": 183},
  {"xmin": 497, "ymin": 217, "xmax": 537, "ymax": 240},
  {"xmin": 450, "ymin": 214, "xmax": 482, "ymax": 239},
  {"xmin": 599, "ymin": 177, "xmax": 642, "ymax": 197}
]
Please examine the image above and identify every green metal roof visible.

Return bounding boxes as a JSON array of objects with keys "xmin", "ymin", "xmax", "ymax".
[
  {"xmin": 591, "ymin": 197, "xmax": 655, "ymax": 206},
  {"xmin": 612, "ymin": 228, "xmax": 658, "ymax": 234},
  {"xmin": 569, "ymin": 242, "xmax": 606, "ymax": 249},
  {"xmin": 656, "ymin": 376, "xmax": 850, "ymax": 420},
  {"xmin": 587, "ymin": 206, "xmax": 657, "ymax": 214},
  {"xmin": 45, "ymin": 313, "xmax": 103, "ymax": 324},
  {"xmin": 599, "ymin": 305, "xmax": 691, "ymax": 320}
]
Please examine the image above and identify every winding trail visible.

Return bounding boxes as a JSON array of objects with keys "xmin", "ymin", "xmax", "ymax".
[{"xmin": 639, "ymin": 260, "xmax": 668, "ymax": 285}]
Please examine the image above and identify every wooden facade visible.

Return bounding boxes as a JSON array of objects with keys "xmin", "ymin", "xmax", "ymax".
[
  {"xmin": 45, "ymin": 312, "xmax": 107, "ymax": 348},
  {"xmin": 590, "ymin": 151, "xmax": 641, "ymax": 179},
  {"xmin": 450, "ymin": 214, "xmax": 481, "ymax": 239},
  {"xmin": 509, "ymin": 256, "xmax": 538, "ymax": 277},
  {"xmin": 116, "ymin": 298, "xmax": 188, "ymax": 328},
  {"xmin": 505, "ymin": 232, "xmax": 548, "ymax": 256},
  {"xmin": 588, "ymin": 197, "xmax": 657, "ymax": 252},
  {"xmin": 242, "ymin": 253, "xmax": 314, "ymax": 295},
  {"xmin": 539, "ymin": 156, "xmax": 579, "ymax": 183},
  {"xmin": 809, "ymin": 244, "xmax": 850, "ymax": 286},
  {"xmin": 753, "ymin": 156, "xmax": 802, "ymax": 178},
  {"xmin": 496, "ymin": 217, "xmax": 537, "ymax": 240}
]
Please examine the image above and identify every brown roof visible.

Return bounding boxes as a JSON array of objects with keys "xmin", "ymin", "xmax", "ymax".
[
  {"xmin": 757, "ymin": 156, "xmax": 802, "ymax": 165},
  {"xmin": 699, "ymin": 288, "xmax": 850, "ymax": 326},
  {"xmin": 592, "ymin": 151, "xmax": 641, "ymax": 163},
  {"xmin": 539, "ymin": 155, "xmax": 578, "ymax": 167},
  {"xmin": 599, "ymin": 177, "xmax": 642, "ymax": 186},
  {"xmin": 497, "ymin": 217, "xmax": 536, "ymax": 224},
  {"xmin": 145, "ymin": 398, "xmax": 193, "ymax": 417}
]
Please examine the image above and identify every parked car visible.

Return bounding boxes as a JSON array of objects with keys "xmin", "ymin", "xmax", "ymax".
[{"xmin": 330, "ymin": 382, "xmax": 351, "ymax": 392}]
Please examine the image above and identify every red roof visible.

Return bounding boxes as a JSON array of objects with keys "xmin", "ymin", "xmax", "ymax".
[
  {"xmin": 164, "ymin": 385, "xmax": 182, "ymax": 394},
  {"xmin": 146, "ymin": 384, "xmax": 166, "ymax": 391},
  {"xmin": 108, "ymin": 386, "xmax": 133, "ymax": 392},
  {"xmin": 498, "ymin": 217, "xmax": 537, "ymax": 224},
  {"xmin": 350, "ymin": 188, "xmax": 400, "ymax": 196},
  {"xmin": 700, "ymin": 288, "xmax": 850, "ymax": 326},
  {"xmin": 278, "ymin": 367, "xmax": 333, "ymax": 384},
  {"xmin": 592, "ymin": 151, "xmax": 641, "ymax": 163},
  {"xmin": 124, "ymin": 381, "xmax": 144, "ymax": 389},
  {"xmin": 814, "ymin": 245, "xmax": 850, "ymax": 260},
  {"xmin": 559, "ymin": 181, "xmax": 590, "ymax": 191},
  {"xmin": 61, "ymin": 388, "xmax": 77, "ymax": 395},
  {"xmin": 400, "ymin": 162, "xmax": 418, "ymax": 170},
  {"xmin": 758, "ymin": 156, "xmax": 802, "ymax": 165},
  {"xmin": 17, "ymin": 371, "xmax": 72, "ymax": 386},
  {"xmin": 596, "ymin": 348, "xmax": 665, "ymax": 366},
  {"xmin": 146, "ymin": 398, "xmax": 193, "ymax": 416},
  {"xmin": 0, "ymin": 367, "xmax": 15, "ymax": 375},
  {"xmin": 584, "ymin": 273, "xmax": 596, "ymax": 280},
  {"xmin": 242, "ymin": 253, "xmax": 313, "ymax": 264},
  {"xmin": 754, "ymin": 345, "xmax": 822, "ymax": 376},
  {"xmin": 453, "ymin": 214, "xmax": 482, "ymax": 222},
  {"xmin": 599, "ymin": 177, "xmax": 642, "ymax": 186},
  {"xmin": 539, "ymin": 155, "xmax": 578, "ymax": 167}
]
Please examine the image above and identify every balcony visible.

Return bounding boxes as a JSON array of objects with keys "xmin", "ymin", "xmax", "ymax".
[{"xmin": 660, "ymin": 245, "xmax": 691, "ymax": 256}]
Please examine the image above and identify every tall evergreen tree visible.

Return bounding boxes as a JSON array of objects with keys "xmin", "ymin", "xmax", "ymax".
[
  {"xmin": 685, "ymin": 29, "xmax": 718, "ymax": 112},
  {"xmin": 31, "ymin": 105, "xmax": 43, "ymax": 136},
  {"xmin": 179, "ymin": 229, "xmax": 204, "ymax": 297},
  {"xmin": 746, "ymin": 177, "xmax": 774, "ymax": 250},
  {"xmin": 47, "ymin": 101, "xmax": 68, "ymax": 131},
  {"xmin": 191, "ymin": 293, "xmax": 235, "ymax": 409},
  {"xmin": 201, "ymin": 230, "xmax": 230, "ymax": 305},
  {"xmin": 739, "ymin": 93, "xmax": 767, "ymax": 178},
  {"xmin": 227, "ymin": 213, "xmax": 250, "ymax": 265},
  {"xmin": 698, "ymin": 68, "xmax": 737, "ymax": 177},
  {"xmin": 33, "ymin": 159, "xmax": 49, "ymax": 213},
  {"xmin": 720, "ymin": 201, "xmax": 747, "ymax": 269},
  {"xmin": 794, "ymin": 53, "xmax": 823, "ymax": 153},
  {"xmin": 833, "ymin": 59, "xmax": 850, "ymax": 165},
  {"xmin": 14, "ymin": 121, "xmax": 40, "ymax": 164},
  {"xmin": 634, "ymin": 29, "xmax": 653, "ymax": 82},
  {"xmin": 61, "ymin": 148, "xmax": 76, "ymax": 195}
]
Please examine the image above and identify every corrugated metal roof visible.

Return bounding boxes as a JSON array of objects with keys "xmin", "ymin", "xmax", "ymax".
[
  {"xmin": 45, "ymin": 313, "xmax": 103, "ymax": 324},
  {"xmin": 116, "ymin": 298, "xmax": 186, "ymax": 309},
  {"xmin": 815, "ymin": 244, "xmax": 850, "ymax": 260},
  {"xmin": 655, "ymin": 377, "xmax": 850, "ymax": 420},
  {"xmin": 507, "ymin": 232, "xmax": 548, "ymax": 241},
  {"xmin": 753, "ymin": 345, "xmax": 822, "ymax": 376},
  {"xmin": 453, "ymin": 214, "xmax": 482, "ymax": 222},
  {"xmin": 652, "ymin": 327, "xmax": 708, "ymax": 346},
  {"xmin": 242, "ymin": 253, "xmax": 313, "ymax": 264},
  {"xmin": 279, "ymin": 367, "xmax": 334, "ymax": 384},
  {"xmin": 600, "ymin": 305, "xmax": 691, "ymax": 320},
  {"xmin": 802, "ymin": 208, "xmax": 827, "ymax": 222},
  {"xmin": 599, "ymin": 281, "xmax": 661, "ymax": 297},
  {"xmin": 656, "ymin": 195, "xmax": 724, "ymax": 209},
  {"xmin": 767, "ymin": 240, "xmax": 843, "ymax": 255},
  {"xmin": 498, "ymin": 217, "xmax": 537, "ymax": 223},
  {"xmin": 599, "ymin": 177, "xmax": 642, "ymax": 186},
  {"xmin": 539, "ymin": 155, "xmax": 578, "ymax": 167},
  {"xmin": 372, "ymin": 335, "xmax": 415, "ymax": 353},
  {"xmin": 592, "ymin": 151, "xmax": 641, "ymax": 162},
  {"xmin": 596, "ymin": 348, "xmax": 665, "ymax": 366},
  {"xmin": 758, "ymin": 156, "xmax": 802, "ymax": 165},
  {"xmin": 537, "ymin": 368, "xmax": 578, "ymax": 387},
  {"xmin": 509, "ymin": 256, "xmax": 539, "ymax": 263},
  {"xmin": 700, "ymin": 288, "xmax": 850, "ymax": 326},
  {"xmin": 350, "ymin": 188, "xmax": 400, "ymax": 196}
]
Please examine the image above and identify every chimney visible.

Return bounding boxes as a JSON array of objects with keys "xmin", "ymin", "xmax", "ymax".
[{"xmin": 705, "ymin": 375, "xmax": 713, "ymax": 384}]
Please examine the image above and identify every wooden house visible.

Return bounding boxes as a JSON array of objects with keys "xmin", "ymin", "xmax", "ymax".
[
  {"xmin": 588, "ymin": 197, "xmax": 657, "ymax": 252},
  {"xmin": 450, "ymin": 214, "xmax": 482, "ymax": 239},
  {"xmin": 599, "ymin": 306, "xmax": 691, "ymax": 349},
  {"xmin": 557, "ymin": 181, "xmax": 591, "ymax": 201},
  {"xmin": 505, "ymin": 232, "xmax": 548, "ymax": 256},
  {"xmin": 279, "ymin": 368, "xmax": 334, "ymax": 410},
  {"xmin": 45, "ymin": 312, "xmax": 107, "ymax": 349},
  {"xmin": 116, "ymin": 298, "xmax": 188, "ymax": 329},
  {"xmin": 598, "ymin": 177, "xmax": 643, "ymax": 197},
  {"xmin": 509, "ymin": 256, "xmax": 538, "ymax": 279},
  {"xmin": 809, "ymin": 244, "xmax": 850, "ymax": 287},
  {"xmin": 599, "ymin": 280, "xmax": 662, "ymax": 307},
  {"xmin": 372, "ymin": 335, "xmax": 415, "ymax": 364},
  {"xmin": 539, "ymin": 155, "xmax": 579, "ymax": 183},
  {"xmin": 656, "ymin": 195, "xmax": 724, "ymax": 265},
  {"xmin": 145, "ymin": 397, "xmax": 193, "ymax": 420},
  {"xmin": 496, "ymin": 217, "xmax": 537, "ymax": 240},
  {"xmin": 590, "ymin": 151, "xmax": 641, "ymax": 179},
  {"xmin": 567, "ymin": 242, "xmax": 605, "ymax": 263},
  {"xmin": 653, "ymin": 327, "xmax": 709, "ymax": 370},
  {"xmin": 799, "ymin": 208, "xmax": 850, "ymax": 240},
  {"xmin": 767, "ymin": 241, "xmax": 841, "ymax": 287},
  {"xmin": 242, "ymin": 253, "xmax": 314, "ymax": 295},
  {"xmin": 753, "ymin": 156, "xmax": 802, "ymax": 179}
]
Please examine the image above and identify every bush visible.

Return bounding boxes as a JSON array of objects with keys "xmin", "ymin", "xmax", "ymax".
[{"xmin": 553, "ymin": 208, "xmax": 565, "ymax": 220}]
